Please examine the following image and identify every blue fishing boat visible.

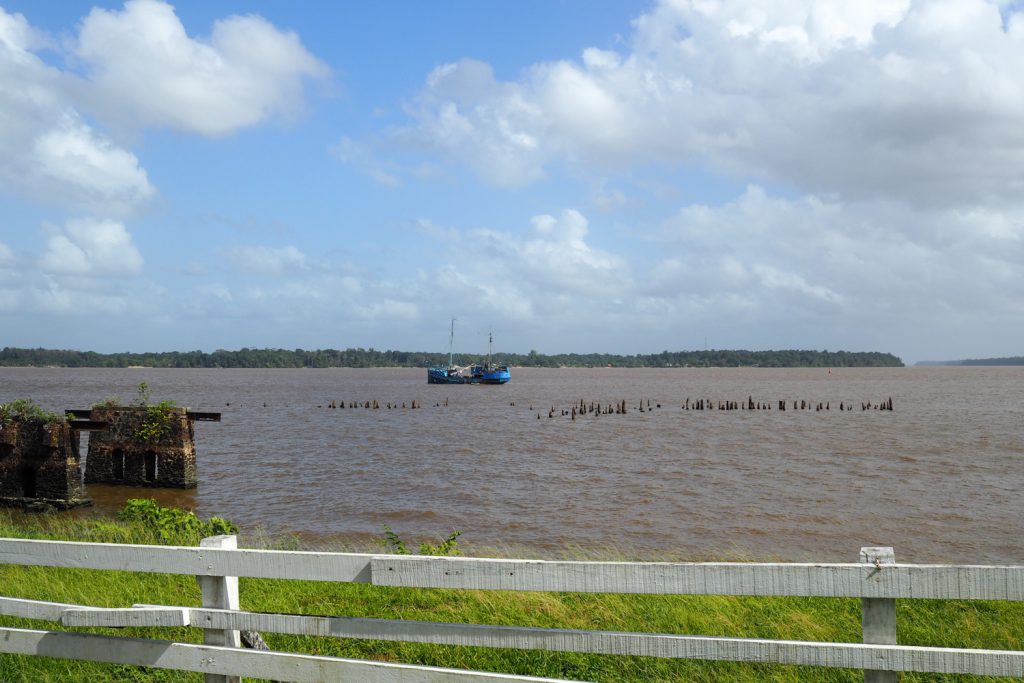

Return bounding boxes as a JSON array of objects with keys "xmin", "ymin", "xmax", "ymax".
[
  {"xmin": 427, "ymin": 322, "xmax": 510, "ymax": 384},
  {"xmin": 474, "ymin": 333, "xmax": 511, "ymax": 384}
]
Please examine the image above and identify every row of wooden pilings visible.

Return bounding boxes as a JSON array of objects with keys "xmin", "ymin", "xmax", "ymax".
[
  {"xmin": 312, "ymin": 395, "xmax": 894, "ymax": 415},
  {"xmin": 543, "ymin": 398, "xmax": 661, "ymax": 419},
  {"xmin": 538, "ymin": 396, "xmax": 895, "ymax": 419},
  {"xmin": 321, "ymin": 398, "xmax": 448, "ymax": 409},
  {"xmin": 682, "ymin": 396, "xmax": 895, "ymax": 411}
]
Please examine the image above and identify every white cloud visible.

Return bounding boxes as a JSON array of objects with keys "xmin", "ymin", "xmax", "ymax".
[
  {"xmin": 401, "ymin": 59, "xmax": 547, "ymax": 186},
  {"xmin": 39, "ymin": 218, "xmax": 143, "ymax": 276},
  {"xmin": 73, "ymin": 0, "xmax": 329, "ymax": 136},
  {"xmin": 198, "ymin": 284, "xmax": 234, "ymax": 302},
  {"xmin": 1, "ymin": 1, "xmax": 328, "ymax": 215},
  {"xmin": 386, "ymin": 188, "xmax": 1023, "ymax": 357},
  {"xmin": 0, "ymin": 5, "xmax": 48, "ymax": 53},
  {"xmin": 519, "ymin": 209, "xmax": 631, "ymax": 297},
  {"xmin": 0, "ymin": 8, "xmax": 154, "ymax": 215},
  {"xmin": 329, "ymin": 136, "xmax": 401, "ymax": 187},
  {"xmin": 393, "ymin": 0, "xmax": 1024, "ymax": 207},
  {"xmin": 29, "ymin": 115, "xmax": 154, "ymax": 214},
  {"xmin": 648, "ymin": 185, "xmax": 1024, "ymax": 333},
  {"xmin": 0, "ymin": 241, "xmax": 14, "ymax": 266},
  {"xmin": 412, "ymin": 209, "xmax": 635, "ymax": 332},
  {"xmin": 229, "ymin": 245, "xmax": 310, "ymax": 275}
]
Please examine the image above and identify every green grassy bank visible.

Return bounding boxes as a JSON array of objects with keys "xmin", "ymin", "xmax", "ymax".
[{"xmin": 0, "ymin": 505, "xmax": 1021, "ymax": 682}]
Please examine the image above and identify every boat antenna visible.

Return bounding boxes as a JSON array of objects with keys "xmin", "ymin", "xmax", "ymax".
[{"xmin": 488, "ymin": 331, "xmax": 493, "ymax": 367}]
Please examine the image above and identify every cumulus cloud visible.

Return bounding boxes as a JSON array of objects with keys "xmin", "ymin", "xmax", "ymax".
[
  {"xmin": 519, "ymin": 209, "xmax": 631, "ymax": 297},
  {"xmin": 398, "ymin": 184, "xmax": 1022, "ymax": 356},
  {"xmin": 413, "ymin": 209, "xmax": 635, "ymax": 332},
  {"xmin": 393, "ymin": 0, "xmax": 1024, "ymax": 207},
  {"xmin": 329, "ymin": 136, "xmax": 401, "ymax": 187},
  {"xmin": 179, "ymin": 211, "xmax": 630, "ymax": 343},
  {"xmin": 73, "ymin": 0, "xmax": 329, "ymax": 136},
  {"xmin": 647, "ymin": 185, "xmax": 1024, "ymax": 339},
  {"xmin": 0, "ymin": 7, "xmax": 154, "ymax": 215},
  {"xmin": 28, "ymin": 115, "xmax": 155, "ymax": 213},
  {"xmin": 2, "ymin": 1, "xmax": 326, "ymax": 214},
  {"xmin": 401, "ymin": 59, "xmax": 547, "ymax": 186},
  {"xmin": 0, "ymin": 241, "xmax": 14, "ymax": 267},
  {"xmin": 40, "ymin": 218, "xmax": 143, "ymax": 276},
  {"xmin": 229, "ymin": 245, "xmax": 310, "ymax": 275}
]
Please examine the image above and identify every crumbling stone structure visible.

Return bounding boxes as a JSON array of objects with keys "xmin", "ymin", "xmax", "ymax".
[
  {"xmin": 85, "ymin": 406, "xmax": 197, "ymax": 488},
  {"xmin": 0, "ymin": 418, "xmax": 90, "ymax": 508}
]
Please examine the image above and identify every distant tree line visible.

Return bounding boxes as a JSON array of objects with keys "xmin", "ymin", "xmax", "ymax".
[
  {"xmin": 918, "ymin": 356, "xmax": 1024, "ymax": 366},
  {"xmin": 0, "ymin": 346, "xmax": 903, "ymax": 369},
  {"xmin": 960, "ymin": 356, "xmax": 1024, "ymax": 366}
]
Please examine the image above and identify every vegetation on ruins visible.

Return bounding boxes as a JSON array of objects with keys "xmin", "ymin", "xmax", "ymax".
[
  {"xmin": 131, "ymin": 382, "xmax": 178, "ymax": 444},
  {"xmin": 0, "ymin": 399, "xmax": 63, "ymax": 427}
]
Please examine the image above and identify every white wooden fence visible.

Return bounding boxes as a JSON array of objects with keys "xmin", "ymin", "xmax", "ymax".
[{"xmin": 1, "ymin": 536, "xmax": 1023, "ymax": 682}]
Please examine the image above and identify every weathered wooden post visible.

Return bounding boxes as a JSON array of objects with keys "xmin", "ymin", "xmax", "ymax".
[
  {"xmin": 198, "ymin": 535, "xmax": 241, "ymax": 683},
  {"xmin": 860, "ymin": 546, "xmax": 897, "ymax": 683}
]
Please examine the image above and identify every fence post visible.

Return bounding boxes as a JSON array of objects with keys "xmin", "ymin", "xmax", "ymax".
[
  {"xmin": 860, "ymin": 546, "xmax": 897, "ymax": 683},
  {"xmin": 198, "ymin": 534, "xmax": 241, "ymax": 683}
]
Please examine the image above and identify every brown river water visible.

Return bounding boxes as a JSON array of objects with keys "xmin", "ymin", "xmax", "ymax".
[{"xmin": 1, "ymin": 366, "xmax": 1021, "ymax": 563}]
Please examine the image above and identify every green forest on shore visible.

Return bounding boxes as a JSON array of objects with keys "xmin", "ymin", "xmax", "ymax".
[
  {"xmin": 0, "ymin": 347, "xmax": 903, "ymax": 369},
  {"xmin": 916, "ymin": 356, "xmax": 1024, "ymax": 366}
]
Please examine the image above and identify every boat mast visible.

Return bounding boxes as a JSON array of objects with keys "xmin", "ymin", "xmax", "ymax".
[
  {"xmin": 488, "ymin": 332, "xmax": 493, "ymax": 368},
  {"xmin": 449, "ymin": 317, "xmax": 456, "ymax": 368}
]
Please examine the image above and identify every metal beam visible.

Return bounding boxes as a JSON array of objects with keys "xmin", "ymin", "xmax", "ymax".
[{"xmin": 68, "ymin": 420, "xmax": 107, "ymax": 431}]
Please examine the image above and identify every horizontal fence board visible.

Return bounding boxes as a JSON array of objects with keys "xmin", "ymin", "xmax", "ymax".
[
  {"xmin": 4, "ymin": 538, "xmax": 1024, "ymax": 600},
  {"xmin": 0, "ymin": 627, "xmax": 571, "ymax": 682},
  {"xmin": 0, "ymin": 597, "xmax": 84, "ymax": 622},
  {"xmin": 60, "ymin": 607, "xmax": 190, "ymax": 628},
  {"xmin": 187, "ymin": 607, "xmax": 1024, "ymax": 677},
  {"xmin": 5, "ymin": 598, "xmax": 1024, "ymax": 678},
  {"xmin": 0, "ymin": 538, "xmax": 373, "ymax": 582},
  {"xmin": 371, "ymin": 557, "xmax": 1024, "ymax": 600}
]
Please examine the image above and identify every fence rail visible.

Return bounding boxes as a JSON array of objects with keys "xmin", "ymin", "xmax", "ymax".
[{"xmin": 1, "ymin": 536, "xmax": 1023, "ymax": 681}]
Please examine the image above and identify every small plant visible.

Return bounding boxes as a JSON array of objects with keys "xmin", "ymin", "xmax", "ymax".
[
  {"xmin": 129, "ymin": 382, "xmax": 179, "ymax": 442},
  {"xmin": 420, "ymin": 530, "xmax": 462, "ymax": 556},
  {"xmin": 92, "ymin": 397, "xmax": 121, "ymax": 409},
  {"xmin": 136, "ymin": 399, "xmax": 177, "ymax": 443},
  {"xmin": 118, "ymin": 498, "xmax": 238, "ymax": 544},
  {"xmin": 381, "ymin": 525, "xmax": 462, "ymax": 556},
  {"xmin": 0, "ymin": 398, "xmax": 63, "ymax": 426},
  {"xmin": 134, "ymin": 382, "xmax": 152, "ymax": 406},
  {"xmin": 381, "ymin": 525, "xmax": 408, "ymax": 554},
  {"xmin": 206, "ymin": 516, "xmax": 236, "ymax": 536}
]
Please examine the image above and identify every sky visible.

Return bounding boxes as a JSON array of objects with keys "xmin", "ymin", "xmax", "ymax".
[{"xmin": 1, "ymin": 1, "xmax": 1023, "ymax": 364}]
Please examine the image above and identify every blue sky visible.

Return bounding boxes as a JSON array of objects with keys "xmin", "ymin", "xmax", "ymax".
[{"xmin": 1, "ymin": 1, "xmax": 1023, "ymax": 363}]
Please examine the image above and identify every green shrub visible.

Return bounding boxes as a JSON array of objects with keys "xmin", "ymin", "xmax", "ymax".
[
  {"xmin": 118, "ymin": 499, "xmax": 237, "ymax": 545},
  {"xmin": 136, "ymin": 400, "xmax": 177, "ymax": 443},
  {"xmin": 381, "ymin": 525, "xmax": 462, "ymax": 556},
  {"xmin": 0, "ymin": 398, "xmax": 63, "ymax": 426}
]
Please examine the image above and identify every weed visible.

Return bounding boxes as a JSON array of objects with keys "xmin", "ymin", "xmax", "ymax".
[
  {"xmin": 0, "ymin": 398, "xmax": 63, "ymax": 426},
  {"xmin": 136, "ymin": 400, "xmax": 177, "ymax": 443},
  {"xmin": 118, "ymin": 498, "xmax": 238, "ymax": 545},
  {"xmin": 381, "ymin": 525, "xmax": 462, "ymax": 556}
]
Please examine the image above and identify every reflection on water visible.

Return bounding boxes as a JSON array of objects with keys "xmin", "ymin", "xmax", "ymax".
[{"xmin": 2, "ymin": 365, "xmax": 1022, "ymax": 563}]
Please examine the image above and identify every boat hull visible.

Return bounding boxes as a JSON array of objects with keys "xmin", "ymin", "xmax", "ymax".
[
  {"xmin": 427, "ymin": 365, "xmax": 511, "ymax": 384},
  {"xmin": 427, "ymin": 367, "xmax": 466, "ymax": 384},
  {"xmin": 478, "ymin": 367, "xmax": 511, "ymax": 384}
]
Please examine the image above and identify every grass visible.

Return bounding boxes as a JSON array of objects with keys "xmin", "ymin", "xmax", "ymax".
[{"xmin": 0, "ymin": 509, "xmax": 1022, "ymax": 682}]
